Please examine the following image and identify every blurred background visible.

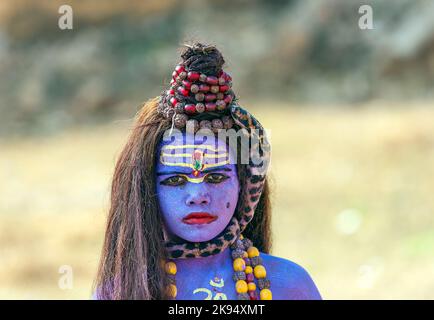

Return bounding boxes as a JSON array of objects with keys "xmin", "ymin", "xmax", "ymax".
[{"xmin": 1, "ymin": 0, "xmax": 433, "ymax": 299}]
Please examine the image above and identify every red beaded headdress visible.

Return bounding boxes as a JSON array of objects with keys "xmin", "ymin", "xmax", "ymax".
[{"xmin": 157, "ymin": 43, "xmax": 236, "ymax": 131}]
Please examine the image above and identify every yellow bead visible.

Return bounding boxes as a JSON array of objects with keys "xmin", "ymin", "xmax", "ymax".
[
  {"xmin": 242, "ymin": 251, "xmax": 248, "ymax": 258},
  {"xmin": 165, "ymin": 261, "xmax": 177, "ymax": 275},
  {"xmin": 245, "ymin": 266, "xmax": 253, "ymax": 274},
  {"xmin": 247, "ymin": 246, "xmax": 260, "ymax": 258},
  {"xmin": 254, "ymin": 265, "xmax": 267, "ymax": 278},
  {"xmin": 260, "ymin": 288, "xmax": 272, "ymax": 300},
  {"xmin": 239, "ymin": 234, "xmax": 244, "ymax": 240},
  {"xmin": 168, "ymin": 284, "xmax": 177, "ymax": 298},
  {"xmin": 233, "ymin": 258, "xmax": 246, "ymax": 272},
  {"xmin": 248, "ymin": 282, "xmax": 256, "ymax": 291},
  {"xmin": 235, "ymin": 280, "xmax": 248, "ymax": 294}
]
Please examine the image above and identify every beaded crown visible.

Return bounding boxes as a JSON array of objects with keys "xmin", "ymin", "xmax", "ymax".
[{"xmin": 157, "ymin": 43, "xmax": 236, "ymax": 132}]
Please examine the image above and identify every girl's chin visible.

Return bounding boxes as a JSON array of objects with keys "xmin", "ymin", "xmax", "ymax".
[
  {"xmin": 178, "ymin": 228, "xmax": 223, "ymax": 243},
  {"xmin": 170, "ymin": 220, "xmax": 232, "ymax": 242},
  {"xmin": 182, "ymin": 234, "xmax": 219, "ymax": 243}
]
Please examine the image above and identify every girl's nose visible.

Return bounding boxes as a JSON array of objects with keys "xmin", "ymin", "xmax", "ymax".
[{"xmin": 185, "ymin": 191, "xmax": 210, "ymax": 206}]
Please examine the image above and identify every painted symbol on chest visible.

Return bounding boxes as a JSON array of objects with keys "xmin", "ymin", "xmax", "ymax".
[{"xmin": 192, "ymin": 277, "xmax": 228, "ymax": 300}]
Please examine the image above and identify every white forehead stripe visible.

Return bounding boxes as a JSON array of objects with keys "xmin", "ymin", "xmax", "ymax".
[
  {"xmin": 162, "ymin": 144, "xmax": 227, "ymax": 152},
  {"xmin": 160, "ymin": 143, "xmax": 231, "ymax": 169}
]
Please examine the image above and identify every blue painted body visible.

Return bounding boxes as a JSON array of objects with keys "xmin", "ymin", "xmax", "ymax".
[{"xmin": 174, "ymin": 247, "xmax": 322, "ymax": 300}]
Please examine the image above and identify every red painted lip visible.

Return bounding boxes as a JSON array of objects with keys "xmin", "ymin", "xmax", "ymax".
[{"xmin": 182, "ymin": 212, "xmax": 217, "ymax": 225}]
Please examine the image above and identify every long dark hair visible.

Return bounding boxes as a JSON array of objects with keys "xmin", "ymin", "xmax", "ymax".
[{"xmin": 94, "ymin": 61, "xmax": 272, "ymax": 302}]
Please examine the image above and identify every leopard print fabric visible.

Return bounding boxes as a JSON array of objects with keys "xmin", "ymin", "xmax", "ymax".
[{"xmin": 165, "ymin": 103, "xmax": 271, "ymax": 259}]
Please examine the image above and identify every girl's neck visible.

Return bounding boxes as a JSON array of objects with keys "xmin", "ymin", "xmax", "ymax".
[{"xmin": 174, "ymin": 246, "xmax": 231, "ymax": 271}]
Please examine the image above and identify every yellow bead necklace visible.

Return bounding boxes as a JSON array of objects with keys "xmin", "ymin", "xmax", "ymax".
[{"xmin": 164, "ymin": 234, "xmax": 272, "ymax": 300}]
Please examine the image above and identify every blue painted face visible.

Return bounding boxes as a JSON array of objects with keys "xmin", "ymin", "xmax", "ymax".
[{"xmin": 156, "ymin": 131, "xmax": 239, "ymax": 242}]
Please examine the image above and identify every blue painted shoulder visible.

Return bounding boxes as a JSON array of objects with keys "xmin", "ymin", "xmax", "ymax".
[{"xmin": 260, "ymin": 253, "xmax": 322, "ymax": 300}]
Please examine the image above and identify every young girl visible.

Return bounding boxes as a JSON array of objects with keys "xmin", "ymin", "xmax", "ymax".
[{"xmin": 93, "ymin": 43, "xmax": 321, "ymax": 300}]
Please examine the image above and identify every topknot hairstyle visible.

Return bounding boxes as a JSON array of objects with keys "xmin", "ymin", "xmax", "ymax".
[{"xmin": 181, "ymin": 43, "xmax": 225, "ymax": 75}]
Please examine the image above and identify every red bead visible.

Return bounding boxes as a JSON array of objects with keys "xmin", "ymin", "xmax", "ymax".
[
  {"xmin": 199, "ymin": 85, "xmax": 210, "ymax": 93},
  {"xmin": 249, "ymin": 291, "xmax": 257, "ymax": 300},
  {"xmin": 219, "ymin": 85, "xmax": 229, "ymax": 93},
  {"xmin": 177, "ymin": 86, "xmax": 189, "ymax": 97},
  {"xmin": 224, "ymin": 94, "xmax": 233, "ymax": 104},
  {"xmin": 205, "ymin": 103, "xmax": 216, "ymax": 112},
  {"xmin": 246, "ymin": 273, "xmax": 254, "ymax": 282},
  {"xmin": 184, "ymin": 104, "xmax": 196, "ymax": 114},
  {"xmin": 170, "ymin": 97, "xmax": 178, "ymax": 106},
  {"xmin": 205, "ymin": 94, "xmax": 217, "ymax": 102},
  {"xmin": 222, "ymin": 72, "xmax": 232, "ymax": 82},
  {"xmin": 172, "ymin": 71, "xmax": 178, "ymax": 79},
  {"xmin": 167, "ymin": 89, "xmax": 175, "ymax": 96},
  {"xmin": 182, "ymin": 80, "xmax": 192, "ymax": 89},
  {"xmin": 206, "ymin": 76, "xmax": 218, "ymax": 85},
  {"xmin": 175, "ymin": 65, "xmax": 185, "ymax": 73},
  {"xmin": 187, "ymin": 72, "xmax": 200, "ymax": 81}
]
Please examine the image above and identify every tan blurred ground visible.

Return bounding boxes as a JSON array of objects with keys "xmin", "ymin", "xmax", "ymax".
[{"xmin": 1, "ymin": 103, "xmax": 434, "ymax": 299}]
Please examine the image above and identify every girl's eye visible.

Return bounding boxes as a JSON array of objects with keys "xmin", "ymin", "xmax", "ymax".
[
  {"xmin": 160, "ymin": 175, "xmax": 187, "ymax": 186},
  {"xmin": 204, "ymin": 173, "xmax": 229, "ymax": 184}
]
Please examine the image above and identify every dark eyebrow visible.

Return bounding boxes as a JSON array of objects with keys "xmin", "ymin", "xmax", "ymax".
[
  {"xmin": 156, "ymin": 171, "xmax": 187, "ymax": 176},
  {"xmin": 201, "ymin": 167, "xmax": 232, "ymax": 174},
  {"xmin": 157, "ymin": 167, "xmax": 232, "ymax": 176}
]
